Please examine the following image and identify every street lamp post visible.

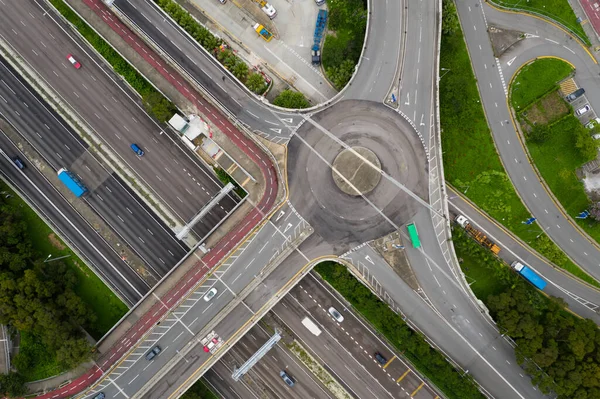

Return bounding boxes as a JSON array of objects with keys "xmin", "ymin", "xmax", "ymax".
[{"xmin": 439, "ymin": 68, "xmax": 451, "ymax": 81}]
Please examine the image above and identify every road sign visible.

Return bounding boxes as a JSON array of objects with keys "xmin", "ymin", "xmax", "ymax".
[
  {"xmin": 522, "ymin": 217, "xmax": 537, "ymax": 225},
  {"xmin": 576, "ymin": 210, "xmax": 590, "ymax": 219},
  {"xmin": 391, "ymin": 93, "xmax": 397, "ymax": 103}
]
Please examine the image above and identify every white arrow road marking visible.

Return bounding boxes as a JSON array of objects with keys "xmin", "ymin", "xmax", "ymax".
[
  {"xmin": 275, "ymin": 210, "xmax": 285, "ymax": 222},
  {"xmin": 283, "ymin": 223, "xmax": 293, "ymax": 233},
  {"xmin": 269, "ymin": 128, "xmax": 282, "ymax": 133},
  {"xmin": 281, "ymin": 118, "xmax": 293, "ymax": 123},
  {"xmin": 365, "ymin": 255, "xmax": 374, "ymax": 265},
  {"xmin": 507, "ymin": 56, "xmax": 516, "ymax": 66},
  {"xmin": 405, "ymin": 92, "xmax": 410, "ymax": 105}
]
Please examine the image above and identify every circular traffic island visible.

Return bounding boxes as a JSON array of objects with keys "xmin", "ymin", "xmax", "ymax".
[{"xmin": 332, "ymin": 146, "xmax": 382, "ymax": 196}]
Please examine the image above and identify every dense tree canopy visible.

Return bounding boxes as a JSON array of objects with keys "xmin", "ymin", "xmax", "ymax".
[{"xmin": 0, "ymin": 195, "xmax": 95, "ymax": 382}]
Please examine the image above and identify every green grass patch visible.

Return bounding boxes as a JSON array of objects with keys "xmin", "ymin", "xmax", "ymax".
[
  {"xmin": 510, "ymin": 58, "xmax": 573, "ymax": 110},
  {"xmin": 16, "ymin": 332, "xmax": 65, "ymax": 382},
  {"xmin": 440, "ymin": 8, "xmax": 599, "ymax": 287},
  {"xmin": 490, "ymin": 0, "xmax": 590, "ymax": 45},
  {"xmin": 1, "ymin": 182, "xmax": 128, "ymax": 339},
  {"xmin": 526, "ymin": 116, "xmax": 600, "ymax": 249},
  {"xmin": 322, "ymin": 0, "xmax": 367, "ymax": 89},
  {"xmin": 181, "ymin": 378, "xmax": 219, "ymax": 399},
  {"xmin": 315, "ymin": 261, "xmax": 485, "ymax": 399}
]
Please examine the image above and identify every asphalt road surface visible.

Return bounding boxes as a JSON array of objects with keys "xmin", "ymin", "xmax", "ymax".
[
  {"xmin": 454, "ymin": 0, "xmax": 600, "ymax": 282},
  {"xmin": 272, "ymin": 273, "xmax": 440, "ymax": 399},
  {"xmin": 215, "ymin": 324, "xmax": 332, "ymax": 399},
  {"xmin": 1, "ymin": 0, "xmax": 239, "ymax": 236},
  {"xmin": 0, "ymin": 57, "xmax": 188, "ymax": 278},
  {"xmin": 448, "ymin": 189, "xmax": 600, "ymax": 323},
  {"xmin": 0, "ymin": 133, "xmax": 147, "ymax": 305},
  {"xmin": 288, "ymin": 100, "xmax": 428, "ymax": 251}
]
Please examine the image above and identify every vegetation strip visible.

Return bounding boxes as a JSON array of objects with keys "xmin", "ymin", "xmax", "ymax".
[
  {"xmin": 510, "ymin": 58, "xmax": 600, "ymax": 268},
  {"xmin": 315, "ymin": 261, "xmax": 485, "ymax": 399},
  {"xmin": 322, "ymin": 0, "xmax": 367, "ymax": 89},
  {"xmin": 488, "ymin": 0, "xmax": 590, "ymax": 46},
  {"xmin": 440, "ymin": 0, "xmax": 599, "ymax": 287},
  {"xmin": 455, "ymin": 229, "xmax": 600, "ymax": 398}
]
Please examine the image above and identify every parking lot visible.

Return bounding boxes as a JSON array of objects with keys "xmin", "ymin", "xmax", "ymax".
[{"xmin": 186, "ymin": 0, "xmax": 338, "ymax": 103}]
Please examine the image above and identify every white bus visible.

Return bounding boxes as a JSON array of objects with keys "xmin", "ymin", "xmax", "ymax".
[{"xmin": 302, "ymin": 317, "xmax": 322, "ymax": 336}]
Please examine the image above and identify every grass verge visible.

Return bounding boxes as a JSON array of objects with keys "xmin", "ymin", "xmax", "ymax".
[
  {"xmin": 1, "ymin": 182, "xmax": 127, "ymax": 381},
  {"xmin": 322, "ymin": 0, "xmax": 367, "ymax": 89},
  {"xmin": 181, "ymin": 379, "xmax": 219, "ymax": 399},
  {"xmin": 510, "ymin": 58, "xmax": 573, "ymax": 111},
  {"xmin": 489, "ymin": 0, "xmax": 590, "ymax": 45},
  {"xmin": 440, "ymin": 7, "xmax": 599, "ymax": 287},
  {"xmin": 315, "ymin": 261, "xmax": 485, "ymax": 399}
]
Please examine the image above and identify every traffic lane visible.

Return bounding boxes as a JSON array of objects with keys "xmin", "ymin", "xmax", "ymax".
[
  {"xmin": 0, "ymin": 58, "xmax": 188, "ymax": 276},
  {"xmin": 457, "ymin": 0, "xmax": 600, "ymax": 282},
  {"xmin": 345, "ymin": 238, "xmax": 543, "ymax": 399},
  {"xmin": 398, "ymin": 0, "xmax": 437, "ymax": 142},
  {"xmin": 271, "ymin": 299, "xmax": 394, "ymax": 399},
  {"xmin": 448, "ymin": 190, "xmax": 600, "ymax": 323},
  {"xmin": 228, "ymin": 324, "xmax": 332, "ymax": 399},
  {"xmin": 287, "ymin": 274, "xmax": 436, "ymax": 399},
  {"xmin": 204, "ymin": 363, "xmax": 258, "ymax": 399},
  {"xmin": 344, "ymin": 0, "xmax": 402, "ymax": 101},
  {"xmin": 113, "ymin": 0, "xmax": 301, "ymax": 136},
  {"xmin": 3, "ymin": 1, "xmax": 229, "ymax": 221},
  {"xmin": 109, "ymin": 280, "xmax": 235, "ymax": 396},
  {"xmin": 0, "ymin": 135, "xmax": 147, "ymax": 304},
  {"xmin": 190, "ymin": 194, "xmax": 239, "ymax": 240}
]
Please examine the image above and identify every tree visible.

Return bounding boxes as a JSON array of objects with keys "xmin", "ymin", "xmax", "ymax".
[
  {"xmin": 142, "ymin": 92, "xmax": 177, "ymax": 122},
  {"xmin": 272, "ymin": 89, "xmax": 310, "ymax": 109},
  {"xmin": 528, "ymin": 124, "xmax": 551, "ymax": 144},
  {"xmin": 574, "ymin": 124, "xmax": 599, "ymax": 161},
  {"xmin": 246, "ymin": 73, "xmax": 267, "ymax": 94},
  {"xmin": 0, "ymin": 372, "xmax": 27, "ymax": 398},
  {"xmin": 232, "ymin": 61, "xmax": 249, "ymax": 82},
  {"xmin": 442, "ymin": 0, "xmax": 460, "ymax": 36},
  {"xmin": 56, "ymin": 338, "xmax": 93, "ymax": 369},
  {"xmin": 589, "ymin": 202, "xmax": 600, "ymax": 221}
]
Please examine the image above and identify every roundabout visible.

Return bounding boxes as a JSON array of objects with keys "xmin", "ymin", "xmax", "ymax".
[{"xmin": 288, "ymin": 100, "xmax": 429, "ymax": 249}]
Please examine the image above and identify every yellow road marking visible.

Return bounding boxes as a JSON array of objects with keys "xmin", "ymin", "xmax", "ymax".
[
  {"xmin": 383, "ymin": 355, "xmax": 396, "ymax": 369},
  {"xmin": 241, "ymin": 176, "xmax": 251, "ymax": 187},
  {"xmin": 226, "ymin": 163, "xmax": 238, "ymax": 174},
  {"xmin": 411, "ymin": 381, "xmax": 424, "ymax": 397},
  {"xmin": 396, "ymin": 369, "xmax": 411, "ymax": 382}
]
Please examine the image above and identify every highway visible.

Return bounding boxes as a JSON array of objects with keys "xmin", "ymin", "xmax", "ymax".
[
  {"xmin": 272, "ymin": 273, "xmax": 441, "ymax": 399},
  {"xmin": 453, "ymin": 0, "xmax": 600, "ymax": 282},
  {"xmin": 448, "ymin": 188, "xmax": 600, "ymax": 323},
  {"xmin": 0, "ymin": 130, "xmax": 147, "ymax": 305},
  {"xmin": 112, "ymin": 0, "xmax": 302, "ymax": 140},
  {"xmin": 0, "ymin": 0, "xmax": 239, "ymax": 238},
  {"xmin": 0, "ymin": 57, "xmax": 187, "ymax": 280}
]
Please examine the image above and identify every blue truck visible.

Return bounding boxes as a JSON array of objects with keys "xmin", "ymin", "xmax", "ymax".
[
  {"xmin": 57, "ymin": 168, "xmax": 88, "ymax": 197},
  {"xmin": 311, "ymin": 9, "xmax": 328, "ymax": 65},
  {"xmin": 511, "ymin": 261, "xmax": 547, "ymax": 290}
]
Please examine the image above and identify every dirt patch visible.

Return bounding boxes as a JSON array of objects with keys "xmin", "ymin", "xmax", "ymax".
[
  {"xmin": 48, "ymin": 233, "xmax": 66, "ymax": 250},
  {"xmin": 519, "ymin": 90, "xmax": 570, "ymax": 128},
  {"xmin": 488, "ymin": 25, "xmax": 524, "ymax": 57}
]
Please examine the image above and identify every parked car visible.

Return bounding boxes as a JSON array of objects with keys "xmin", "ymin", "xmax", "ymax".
[
  {"xmin": 145, "ymin": 345, "xmax": 161, "ymax": 360},
  {"xmin": 93, "ymin": 393, "xmax": 106, "ymax": 399},
  {"xmin": 328, "ymin": 307, "xmax": 344, "ymax": 323},
  {"xmin": 566, "ymin": 88, "xmax": 585, "ymax": 102},
  {"xmin": 576, "ymin": 104, "xmax": 591, "ymax": 116},
  {"xmin": 279, "ymin": 370, "xmax": 295, "ymax": 387},
  {"xmin": 314, "ymin": 0, "xmax": 326, "ymax": 5},
  {"xmin": 374, "ymin": 352, "xmax": 387, "ymax": 365},
  {"xmin": 593, "ymin": 134, "xmax": 600, "ymax": 140},
  {"xmin": 13, "ymin": 157, "xmax": 25, "ymax": 170},
  {"xmin": 130, "ymin": 143, "xmax": 145, "ymax": 156},
  {"xmin": 203, "ymin": 287, "xmax": 218, "ymax": 302},
  {"xmin": 66, "ymin": 54, "xmax": 81, "ymax": 69}
]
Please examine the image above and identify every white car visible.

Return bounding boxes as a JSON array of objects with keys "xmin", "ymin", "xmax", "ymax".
[
  {"xmin": 576, "ymin": 104, "xmax": 590, "ymax": 116},
  {"xmin": 328, "ymin": 307, "xmax": 344, "ymax": 323},
  {"xmin": 203, "ymin": 287, "xmax": 218, "ymax": 302},
  {"xmin": 262, "ymin": 3, "xmax": 277, "ymax": 19}
]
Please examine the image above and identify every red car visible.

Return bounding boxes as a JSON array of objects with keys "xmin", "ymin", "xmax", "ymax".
[{"xmin": 66, "ymin": 54, "xmax": 81, "ymax": 69}]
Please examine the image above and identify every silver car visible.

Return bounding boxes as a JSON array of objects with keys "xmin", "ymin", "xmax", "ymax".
[{"xmin": 328, "ymin": 307, "xmax": 344, "ymax": 323}]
